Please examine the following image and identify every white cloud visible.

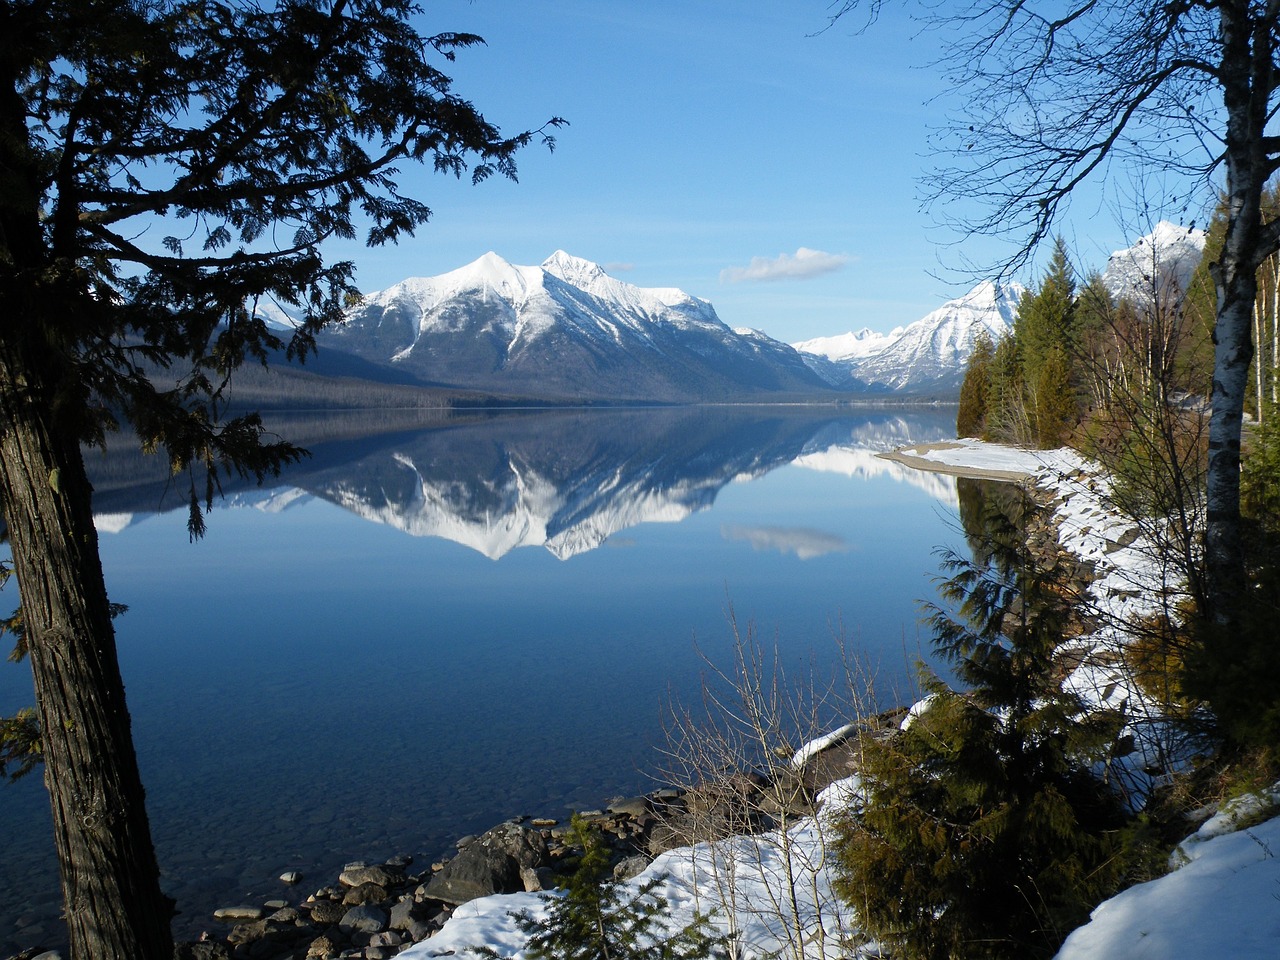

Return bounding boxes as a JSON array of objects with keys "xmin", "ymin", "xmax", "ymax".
[{"xmin": 719, "ymin": 247, "xmax": 850, "ymax": 284}]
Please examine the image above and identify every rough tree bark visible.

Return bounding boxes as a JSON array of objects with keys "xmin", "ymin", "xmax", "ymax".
[{"xmin": 0, "ymin": 331, "xmax": 173, "ymax": 960}]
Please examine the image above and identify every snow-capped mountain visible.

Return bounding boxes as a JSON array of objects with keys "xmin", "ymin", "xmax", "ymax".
[
  {"xmin": 1102, "ymin": 220, "xmax": 1207, "ymax": 304},
  {"xmin": 794, "ymin": 280, "xmax": 1025, "ymax": 394},
  {"xmin": 790, "ymin": 221, "xmax": 1206, "ymax": 396},
  {"xmin": 793, "ymin": 327, "xmax": 896, "ymax": 362},
  {"xmin": 322, "ymin": 251, "xmax": 829, "ymax": 402}
]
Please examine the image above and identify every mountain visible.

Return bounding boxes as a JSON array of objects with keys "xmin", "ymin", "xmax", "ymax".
[
  {"xmin": 791, "ymin": 221, "xmax": 1207, "ymax": 396},
  {"xmin": 794, "ymin": 280, "xmax": 1025, "ymax": 394},
  {"xmin": 1101, "ymin": 220, "xmax": 1207, "ymax": 304},
  {"xmin": 319, "ymin": 251, "xmax": 831, "ymax": 403}
]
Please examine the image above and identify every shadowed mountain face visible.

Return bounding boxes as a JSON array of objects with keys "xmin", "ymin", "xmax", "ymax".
[{"xmin": 88, "ymin": 407, "xmax": 959, "ymax": 559}]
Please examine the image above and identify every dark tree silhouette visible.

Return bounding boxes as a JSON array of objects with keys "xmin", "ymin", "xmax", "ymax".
[{"xmin": 0, "ymin": 1, "xmax": 559, "ymax": 957}]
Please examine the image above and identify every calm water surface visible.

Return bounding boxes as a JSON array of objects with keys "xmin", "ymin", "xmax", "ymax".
[{"xmin": 0, "ymin": 406, "xmax": 964, "ymax": 951}]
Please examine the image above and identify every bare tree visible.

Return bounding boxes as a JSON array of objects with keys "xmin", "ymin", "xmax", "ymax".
[
  {"xmin": 828, "ymin": 0, "xmax": 1280, "ymax": 626},
  {"xmin": 657, "ymin": 613, "xmax": 880, "ymax": 960}
]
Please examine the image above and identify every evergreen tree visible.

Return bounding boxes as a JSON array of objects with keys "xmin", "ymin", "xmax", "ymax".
[
  {"xmin": 958, "ymin": 331, "xmax": 996, "ymax": 438},
  {"xmin": 1031, "ymin": 346, "xmax": 1076, "ymax": 447},
  {"xmin": 491, "ymin": 815, "xmax": 728, "ymax": 960},
  {"xmin": 1017, "ymin": 240, "xmax": 1080, "ymax": 447},
  {"xmin": 833, "ymin": 505, "xmax": 1129, "ymax": 960},
  {"xmin": 984, "ymin": 332, "xmax": 1026, "ymax": 444}
]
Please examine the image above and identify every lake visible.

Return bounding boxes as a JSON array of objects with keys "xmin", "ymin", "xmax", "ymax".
[{"xmin": 0, "ymin": 405, "xmax": 966, "ymax": 951}]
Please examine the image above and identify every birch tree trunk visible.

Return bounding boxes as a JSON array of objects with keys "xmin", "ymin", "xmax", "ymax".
[{"xmin": 1203, "ymin": 0, "xmax": 1272, "ymax": 623}]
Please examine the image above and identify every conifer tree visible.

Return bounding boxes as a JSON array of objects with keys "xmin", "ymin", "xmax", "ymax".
[
  {"xmin": 984, "ymin": 332, "xmax": 1026, "ymax": 444},
  {"xmin": 492, "ymin": 815, "xmax": 728, "ymax": 960},
  {"xmin": 833, "ymin": 503, "xmax": 1129, "ymax": 960},
  {"xmin": 0, "ymin": 3, "xmax": 559, "ymax": 957},
  {"xmin": 957, "ymin": 331, "xmax": 995, "ymax": 438},
  {"xmin": 1017, "ymin": 240, "xmax": 1080, "ymax": 447}
]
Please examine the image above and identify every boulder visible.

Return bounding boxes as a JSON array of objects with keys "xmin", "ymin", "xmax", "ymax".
[
  {"xmin": 213, "ymin": 906, "xmax": 264, "ymax": 923},
  {"xmin": 388, "ymin": 898, "xmax": 418, "ymax": 932},
  {"xmin": 422, "ymin": 821, "xmax": 548, "ymax": 905},
  {"xmin": 338, "ymin": 903, "xmax": 388, "ymax": 937},
  {"xmin": 612, "ymin": 855, "xmax": 650, "ymax": 881},
  {"xmin": 342, "ymin": 882, "xmax": 389, "ymax": 906},
  {"xmin": 606, "ymin": 796, "xmax": 650, "ymax": 819},
  {"xmin": 306, "ymin": 899, "xmax": 346, "ymax": 925},
  {"xmin": 338, "ymin": 864, "xmax": 404, "ymax": 888}
]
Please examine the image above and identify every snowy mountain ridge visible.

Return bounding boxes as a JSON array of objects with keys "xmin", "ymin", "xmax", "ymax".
[
  {"xmin": 321, "ymin": 251, "xmax": 826, "ymax": 402},
  {"xmin": 793, "ymin": 279, "xmax": 1025, "ymax": 394},
  {"xmin": 792, "ymin": 222, "xmax": 1207, "ymax": 394}
]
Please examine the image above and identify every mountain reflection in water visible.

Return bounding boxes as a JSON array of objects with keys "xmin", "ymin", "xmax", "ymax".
[{"xmin": 88, "ymin": 406, "xmax": 960, "ymax": 558}]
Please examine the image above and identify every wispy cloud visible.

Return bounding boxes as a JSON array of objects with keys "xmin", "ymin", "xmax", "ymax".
[
  {"xmin": 719, "ymin": 247, "xmax": 850, "ymax": 284},
  {"xmin": 604, "ymin": 261, "xmax": 636, "ymax": 273},
  {"xmin": 721, "ymin": 524, "xmax": 849, "ymax": 560}
]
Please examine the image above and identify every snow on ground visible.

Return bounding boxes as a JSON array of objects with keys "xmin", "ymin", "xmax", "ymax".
[
  {"xmin": 401, "ymin": 439, "xmax": 1280, "ymax": 960},
  {"xmin": 1056, "ymin": 790, "xmax": 1280, "ymax": 959},
  {"xmin": 401, "ymin": 779, "xmax": 864, "ymax": 960}
]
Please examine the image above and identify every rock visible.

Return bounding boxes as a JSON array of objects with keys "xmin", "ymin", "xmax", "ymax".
[
  {"xmin": 338, "ymin": 864, "xmax": 403, "ymax": 888},
  {"xmin": 423, "ymin": 821, "xmax": 549, "ymax": 905},
  {"xmin": 606, "ymin": 796, "xmax": 650, "ymax": 819},
  {"xmin": 266, "ymin": 906, "xmax": 300, "ymax": 923},
  {"xmin": 306, "ymin": 934, "xmax": 341, "ymax": 959},
  {"xmin": 520, "ymin": 865, "xmax": 543, "ymax": 892},
  {"xmin": 342, "ymin": 882, "xmax": 389, "ymax": 906},
  {"xmin": 613, "ymin": 855, "xmax": 650, "ymax": 881},
  {"xmin": 226, "ymin": 920, "xmax": 269, "ymax": 945},
  {"xmin": 387, "ymin": 853, "xmax": 414, "ymax": 868},
  {"xmin": 369, "ymin": 931, "xmax": 403, "ymax": 947},
  {"xmin": 388, "ymin": 898, "xmax": 420, "ymax": 933},
  {"xmin": 214, "ymin": 906, "xmax": 265, "ymax": 923},
  {"xmin": 280, "ymin": 870, "xmax": 304, "ymax": 885},
  {"xmin": 338, "ymin": 904, "xmax": 388, "ymax": 937},
  {"xmin": 306, "ymin": 899, "xmax": 347, "ymax": 925},
  {"xmin": 530, "ymin": 818, "xmax": 558, "ymax": 827}
]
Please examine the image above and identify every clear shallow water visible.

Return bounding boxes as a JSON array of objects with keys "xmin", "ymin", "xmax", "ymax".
[{"xmin": 0, "ymin": 405, "xmax": 963, "ymax": 951}]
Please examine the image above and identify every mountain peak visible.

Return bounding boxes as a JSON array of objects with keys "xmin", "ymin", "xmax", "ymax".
[
  {"xmin": 1102, "ymin": 221, "xmax": 1205, "ymax": 303},
  {"xmin": 542, "ymin": 250, "xmax": 607, "ymax": 287}
]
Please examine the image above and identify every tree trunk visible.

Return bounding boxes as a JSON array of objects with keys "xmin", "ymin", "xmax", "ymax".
[
  {"xmin": 1205, "ymin": 1, "xmax": 1268, "ymax": 624},
  {"xmin": 0, "ymin": 336, "xmax": 173, "ymax": 960}
]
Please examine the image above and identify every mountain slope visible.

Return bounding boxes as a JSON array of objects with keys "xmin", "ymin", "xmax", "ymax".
[
  {"xmin": 1101, "ymin": 220, "xmax": 1207, "ymax": 304},
  {"xmin": 322, "ymin": 252, "xmax": 831, "ymax": 402},
  {"xmin": 795, "ymin": 280, "xmax": 1024, "ymax": 394},
  {"xmin": 791, "ymin": 221, "xmax": 1206, "ymax": 397}
]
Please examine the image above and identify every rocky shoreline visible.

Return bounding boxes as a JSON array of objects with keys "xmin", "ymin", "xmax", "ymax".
[{"xmin": 5, "ymin": 723, "xmax": 873, "ymax": 960}]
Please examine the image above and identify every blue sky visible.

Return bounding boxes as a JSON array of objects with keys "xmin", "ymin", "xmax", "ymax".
[{"xmin": 328, "ymin": 2, "xmax": 1165, "ymax": 343}]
